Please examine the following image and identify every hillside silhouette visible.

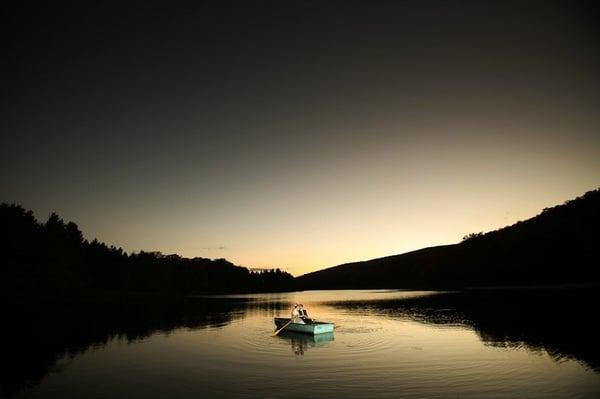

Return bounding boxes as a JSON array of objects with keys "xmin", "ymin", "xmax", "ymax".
[
  {"xmin": 296, "ymin": 188, "xmax": 600, "ymax": 289},
  {"xmin": 0, "ymin": 204, "xmax": 294, "ymax": 296}
]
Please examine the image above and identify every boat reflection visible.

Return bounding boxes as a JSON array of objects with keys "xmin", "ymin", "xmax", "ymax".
[{"xmin": 278, "ymin": 331, "xmax": 334, "ymax": 356}]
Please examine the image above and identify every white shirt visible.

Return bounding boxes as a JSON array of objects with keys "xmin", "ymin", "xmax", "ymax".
[{"xmin": 291, "ymin": 307, "xmax": 304, "ymax": 323}]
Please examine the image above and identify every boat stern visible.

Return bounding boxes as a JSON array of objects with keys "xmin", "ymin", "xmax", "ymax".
[{"xmin": 313, "ymin": 323, "xmax": 334, "ymax": 334}]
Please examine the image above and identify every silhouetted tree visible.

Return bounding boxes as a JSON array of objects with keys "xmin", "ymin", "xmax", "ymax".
[
  {"xmin": 0, "ymin": 203, "xmax": 294, "ymax": 296},
  {"xmin": 462, "ymin": 232, "xmax": 483, "ymax": 242}
]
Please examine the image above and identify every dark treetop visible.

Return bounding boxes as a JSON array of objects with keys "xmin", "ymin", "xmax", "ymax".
[{"xmin": 0, "ymin": 204, "xmax": 294, "ymax": 296}]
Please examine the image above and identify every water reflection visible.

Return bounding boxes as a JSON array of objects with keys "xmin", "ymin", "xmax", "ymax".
[
  {"xmin": 1, "ymin": 295, "xmax": 289, "ymax": 397},
  {"xmin": 326, "ymin": 288, "xmax": 600, "ymax": 372},
  {"xmin": 278, "ymin": 331, "xmax": 335, "ymax": 356},
  {"xmin": 2, "ymin": 288, "xmax": 598, "ymax": 398}
]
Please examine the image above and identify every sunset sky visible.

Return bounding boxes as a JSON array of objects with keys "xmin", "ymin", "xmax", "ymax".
[{"xmin": 2, "ymin": 2, "xmax": 599, "ymax": 275}]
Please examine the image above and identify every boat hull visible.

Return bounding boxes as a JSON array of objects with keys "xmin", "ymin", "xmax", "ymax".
[{"xmin": 274, "ymin": 317, "xmax": 334, "ymax": 335}]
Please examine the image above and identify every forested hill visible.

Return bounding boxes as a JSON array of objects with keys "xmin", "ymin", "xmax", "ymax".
[
  {"xmin": 0, "ymin": 204, "xmax": 294, "ymax": 296},
  {"xmin": 296, "ymin": 188, "xmax": 600, "ymax": 289}
]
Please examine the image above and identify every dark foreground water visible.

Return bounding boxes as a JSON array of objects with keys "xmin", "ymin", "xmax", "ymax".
[{"xmin": 3, "ymin": 289, "xmax": 599, "ymax": 398}]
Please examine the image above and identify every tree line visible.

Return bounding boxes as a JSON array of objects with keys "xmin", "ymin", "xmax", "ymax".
[{"xmin": 0, "ymin": 203, "xmax": 294, "ymax": 296}]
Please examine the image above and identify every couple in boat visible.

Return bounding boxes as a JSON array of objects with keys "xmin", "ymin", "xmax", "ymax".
[{"xmin": 291, "ymin": 303, "xmax": 312, "ymax": 324}]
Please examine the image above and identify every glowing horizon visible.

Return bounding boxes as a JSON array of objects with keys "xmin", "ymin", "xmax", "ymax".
[{"xmin": 16, "ymin": 176, "xmax": 599, "ymax": 277}]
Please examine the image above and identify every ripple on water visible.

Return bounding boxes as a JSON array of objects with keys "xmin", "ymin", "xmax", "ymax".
[{"xmin": 17, "ymin": 290, "xmax": 600, "ymax": 399}]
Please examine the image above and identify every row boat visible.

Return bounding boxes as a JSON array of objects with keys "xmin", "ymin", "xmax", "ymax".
[{"xmin": 273, "ymin": 317, "xmax": 335, "ymax": 335}]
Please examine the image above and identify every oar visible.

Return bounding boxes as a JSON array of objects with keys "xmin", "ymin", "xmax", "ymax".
[{"xmin": 272, "ymin": 319, "xmax": 293, "ymax": 336}]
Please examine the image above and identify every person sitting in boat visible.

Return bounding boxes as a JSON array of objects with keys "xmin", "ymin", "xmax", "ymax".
[
  {"xmin": 291, "ymin": 303, "xmax": 304, "ymax": 324},
  {"xmin": 298, "ymin": 304, "xmax": 312, "ymax": 323}
]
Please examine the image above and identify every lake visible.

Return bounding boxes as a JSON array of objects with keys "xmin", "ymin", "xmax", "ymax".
[{"xmin": 4, "ymin": 289, "xmax": 599, "ymax": 398}]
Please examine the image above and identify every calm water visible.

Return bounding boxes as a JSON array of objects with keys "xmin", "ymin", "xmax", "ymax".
[{"xmin": 5, "ymin": 289, "xmax": 600, "ymax": 398}]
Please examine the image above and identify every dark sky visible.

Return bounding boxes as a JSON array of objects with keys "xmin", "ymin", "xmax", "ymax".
[{"xmin": 2, "ymin": 1, "xmax": 599, "ymax": 275}]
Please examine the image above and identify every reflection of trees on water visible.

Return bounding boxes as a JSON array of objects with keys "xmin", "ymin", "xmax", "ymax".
[
  {"xmin": 328, "ymin": 288, "xmax": 600, "ymax": 372},
  {"xmin": 1, "ymin": 296, "xmax": 289, "ymax": 397},
  {"xmin": 278, "ymin": 331, "xmax": 335, "ymax": 356}
]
